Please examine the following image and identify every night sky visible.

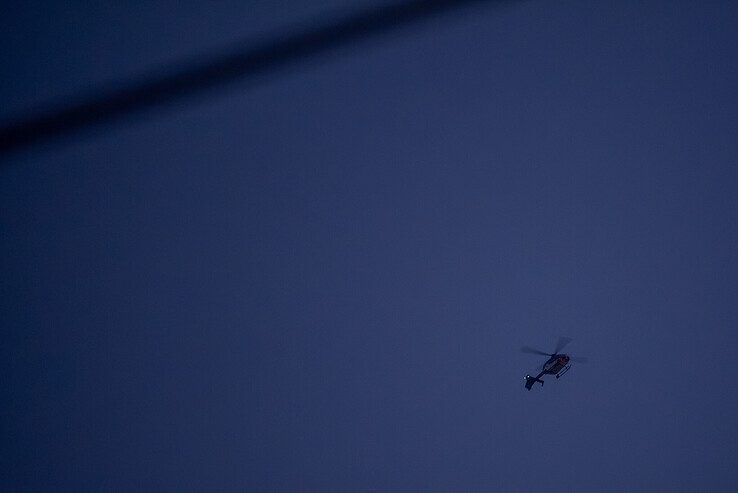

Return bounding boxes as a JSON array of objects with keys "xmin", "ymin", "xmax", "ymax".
[{"xmin": 2, "ymin": 1, "xmax": 737, "ymax": 491}]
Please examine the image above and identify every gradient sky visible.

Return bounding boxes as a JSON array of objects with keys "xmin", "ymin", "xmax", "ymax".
[{"xmin": 2, "ymin": 1, "xmax": 737, "ymax": 491}]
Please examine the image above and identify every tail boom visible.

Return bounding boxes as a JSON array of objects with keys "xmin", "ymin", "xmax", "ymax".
[{"xmin": 524, "ymin": 373, "xmax": 545, "ymax": 390}]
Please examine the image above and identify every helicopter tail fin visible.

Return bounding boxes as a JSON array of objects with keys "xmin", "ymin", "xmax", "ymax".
[{"xmin": 524, "ymin": 375, "xmax": 544, "ymax": 390}]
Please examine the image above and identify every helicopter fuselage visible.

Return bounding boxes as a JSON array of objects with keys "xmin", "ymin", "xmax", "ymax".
[
  {"xmin": 542, "ymin": 354, "xmax": 570, "ymax": 375},
  {"xmin": 522, "ymin": 338, "xmax": 584, "ymax": 390},
  {"xmin": 524, "ymin": 354, "xmax": 572, "ymax": 390}
]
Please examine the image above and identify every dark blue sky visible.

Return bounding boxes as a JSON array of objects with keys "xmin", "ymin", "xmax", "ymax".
[{"xmin": 2, "ymin": 1, "xmax": 737, "ymax": 491}]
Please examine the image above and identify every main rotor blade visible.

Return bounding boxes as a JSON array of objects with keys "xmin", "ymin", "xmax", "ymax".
[
  {"xmin": 570, "ymin": 356, "xmax": 588, "ymax": 363},
  {"xmin": 553, "ymin": 337, "xmax": 572, "ymax": 354},
  {"xmin": 521, "ymin": 346, "xmax": 551, "ymax": 356}
]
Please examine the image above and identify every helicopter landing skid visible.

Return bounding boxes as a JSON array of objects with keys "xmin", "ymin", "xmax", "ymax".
[{"xmin": 556, "ymin": 364, "xmax": 572, "ymax": 379}]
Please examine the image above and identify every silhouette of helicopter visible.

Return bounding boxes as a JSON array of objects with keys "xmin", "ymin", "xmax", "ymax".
[{"xmin": 521, "ymin": 337, "xmax": 588, "ymax": 390}]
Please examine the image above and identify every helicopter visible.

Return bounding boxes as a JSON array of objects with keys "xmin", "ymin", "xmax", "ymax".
[{"xmin": 521, "ymin": 337, "xmax": 588, "ymax": 390}]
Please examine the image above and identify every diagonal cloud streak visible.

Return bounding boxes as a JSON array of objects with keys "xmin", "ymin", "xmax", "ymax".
[{"xmin": 0, "ymin": 0, "xmax": 508, "ymax": 157}]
